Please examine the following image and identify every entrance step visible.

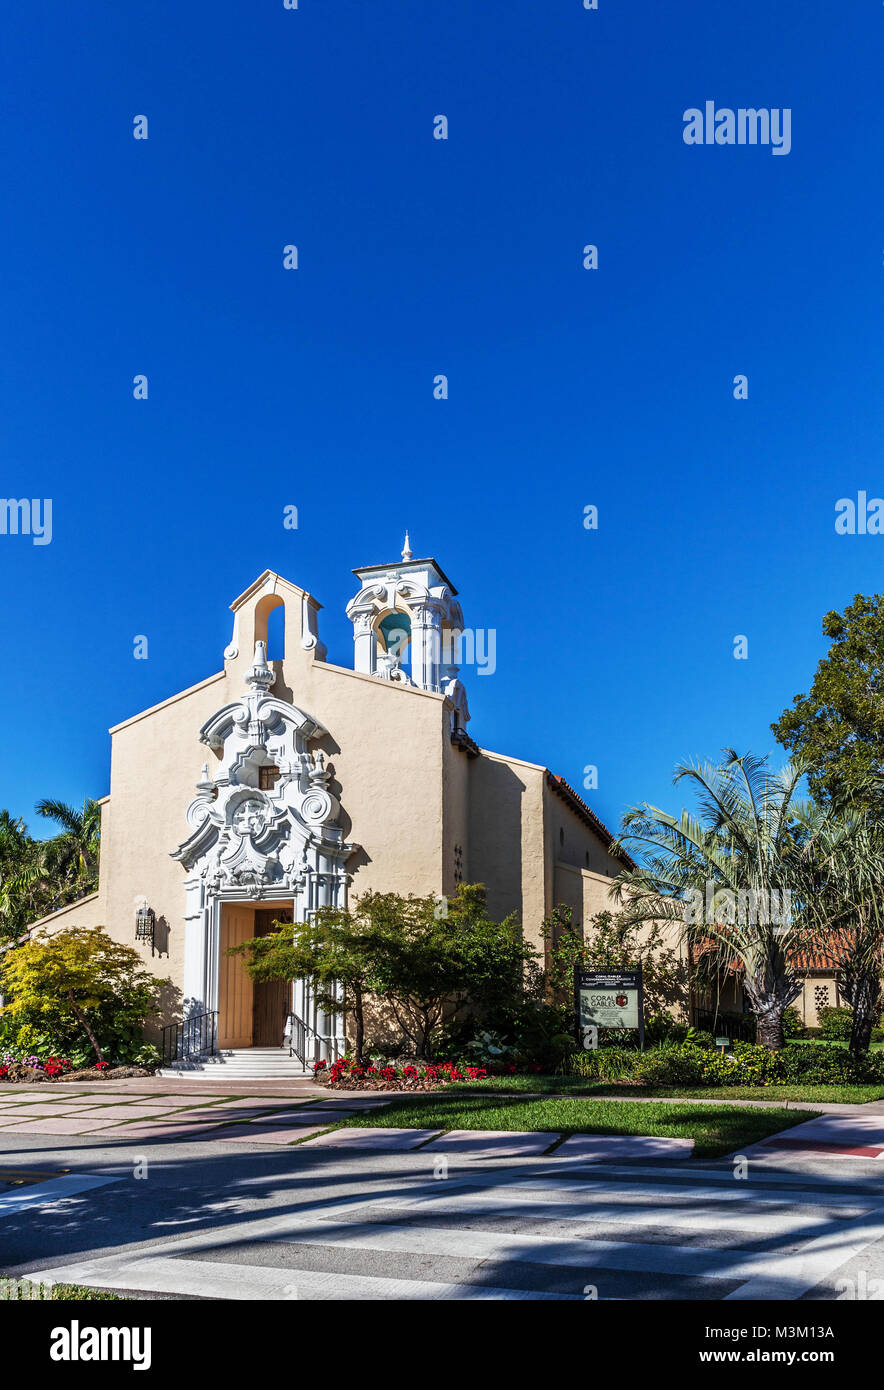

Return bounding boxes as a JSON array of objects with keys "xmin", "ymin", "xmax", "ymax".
[{"xmin": 157, "ymin": 1048, "xmax": 313, "ymax": 1080}]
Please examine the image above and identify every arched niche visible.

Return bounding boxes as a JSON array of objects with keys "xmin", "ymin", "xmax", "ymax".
[
  {"xmin": 377, "ymin": 609, "xmax": 412, "ymax": 659},
  {"xmin": 253, "ymin": 593, "xmax": 285, "ymax": 658}
]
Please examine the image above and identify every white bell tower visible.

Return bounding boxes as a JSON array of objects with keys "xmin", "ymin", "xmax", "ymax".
[{"xmin": 345, "ymin": 535, "xmax": 470, "ymax": 731}]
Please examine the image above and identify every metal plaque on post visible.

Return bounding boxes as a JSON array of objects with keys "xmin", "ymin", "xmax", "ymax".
[{"xmin": 575, "ymin": 966, "xmax": 645, "ymax": 1050}]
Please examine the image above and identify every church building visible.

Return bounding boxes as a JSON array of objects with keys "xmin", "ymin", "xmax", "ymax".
[{"xmin": 29, "ymin": 540, "xmax": 632, "ymax": 1068}]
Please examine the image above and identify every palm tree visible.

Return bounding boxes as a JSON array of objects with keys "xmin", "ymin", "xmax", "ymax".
[
  {"xmin": 0, "ymin": 811, "xmax": 52, "ymax": 939},
  {"xmin": 0, "ymin": 799, "xmax": 102, "ymax": 940},
  {"xmin": 799, "ymin": 812, "xmax": 884, "ymax": 1054},
  {"xmin": 35, "ymin": 798, "xmax": 101, "ymax": 885},
  {"xmin": 611, "ymin": 750, "xmax": 831, "ymax": 1050}
]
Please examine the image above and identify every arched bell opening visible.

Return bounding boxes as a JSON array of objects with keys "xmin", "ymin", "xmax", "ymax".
[
  {"xmin": 253, "ymin": 593, "xmax": 286, "ymax": 661},
  {"xmin": 376, "ymin": 609, "xmax": 412, "ymax": 662}
]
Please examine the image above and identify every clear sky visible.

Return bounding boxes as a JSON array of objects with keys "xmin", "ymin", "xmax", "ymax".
[{"xmin": 2, "ymin": 0, "xmax": 883, "ymax": 841}]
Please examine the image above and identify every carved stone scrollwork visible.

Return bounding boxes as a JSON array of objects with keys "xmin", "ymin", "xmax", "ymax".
[{"xmin": 172, "ymin": 642, "xmax": 357, "ymax": 912}]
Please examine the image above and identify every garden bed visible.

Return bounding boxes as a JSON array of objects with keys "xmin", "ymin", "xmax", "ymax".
[
  {"xmin": 0, "ymin": 1062, "xmax": 154, "ymax": 1084},
  {"xmin": 322, "ymin": 1075, "xmax": 440, "ymax": 1092},
  {"xmin": 317, "ymin": 1058, "xmax": 492, "ymax": 1091}
]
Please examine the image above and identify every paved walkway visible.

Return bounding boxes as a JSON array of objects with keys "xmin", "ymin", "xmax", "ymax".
[{"xmin": 0, "ymin": 1083, "xmax": 388, "ymax": 1145}]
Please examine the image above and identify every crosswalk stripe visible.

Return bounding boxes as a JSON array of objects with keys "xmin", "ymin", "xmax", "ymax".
[
  {"xmin": 33, "ymin": 1254, "xmax": 586, "ymax": 1301},
  {"xmin": 21, "ymin": 1160, "xmax": 884, "ymax": 1302},
  {"xmin": 724, "ymin": 1204, "xmax": 884, "ymax": 1300},
  {"xmin": 498, "ymin": 1171, "xmax": 877, "ymax": 1209},
  {"xmin": 271, "ymin": 1214, "xmax": 769, "ymax": 1277},
  {"xmin": 367, "ymin": 1185, "xmax": 870, "ymax": 1237},
  {"xmin": 0, "ymin": 1173, "xmax": 119, "ymax": 1219}
]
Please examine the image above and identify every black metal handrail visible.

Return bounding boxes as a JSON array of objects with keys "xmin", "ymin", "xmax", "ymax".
[
  {"xmin": 161, "ymin": 1010, "xmax": 218, "ymax": 1065},
  {"xmin": 284, "ymin": 1011, "xmax": 346, "ymax": 1067}
]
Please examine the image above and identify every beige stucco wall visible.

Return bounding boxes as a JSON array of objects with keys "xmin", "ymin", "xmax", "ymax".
[
  {"xmin": 441, "ymin": 731, "xmax": 470, "ymax": 898},
  {"xmin": 100, "ymin": 671, "xmax": 233, "ymax": 1016},
  {"xmin": 553, "ymin": 860, "xmax": 620, "ymax": 927},
  {"xmin": 305, "ymin": 662, "xmax": 446, "ymax": 900},
  {"xmin": 466, "ymin": 750, "xmax": 548, "ymax": 950},
  {"xmin": 547, "ymin": 801, "xmax": 627, "ymax": 880},
  {"xmin": 796, "ymin": 974, "xmax": 841, "ymax": 1028}
]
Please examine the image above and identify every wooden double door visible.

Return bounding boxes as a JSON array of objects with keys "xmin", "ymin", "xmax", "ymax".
[
  {"xmin": 218, "ymin": 905, "xmax": 293, "ymax": 1048},
  {"xmin": 251, "ymin": 908, "xmax": 292, "ymax": 1046}
]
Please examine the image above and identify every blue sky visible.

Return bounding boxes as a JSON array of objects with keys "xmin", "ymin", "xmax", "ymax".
[{"xmin": 2, "ymin": 0, "xmax": 883, "ymax": 841}]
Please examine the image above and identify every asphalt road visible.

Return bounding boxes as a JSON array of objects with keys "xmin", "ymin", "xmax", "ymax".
[{"xmin": 4, "ymin": 1126, "xmax": 884, "ymax": 1300}]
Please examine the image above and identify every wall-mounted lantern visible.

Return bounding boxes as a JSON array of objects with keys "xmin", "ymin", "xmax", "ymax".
[{"xmin": 135, "ymin": 905, "xmax": 156, "ymax": 945}]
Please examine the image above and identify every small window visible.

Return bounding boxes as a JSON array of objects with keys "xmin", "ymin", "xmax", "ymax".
[
  {"xmin": 585, "ymin": 850, "xmax": 590, "ymax": 868},
  {"xmin": 559, "ymin": 828, "xmax": 564, "ymax": 847},
  {"xmin": 259, "ymin": 766, "xmax": 280, "ymax": 791}
]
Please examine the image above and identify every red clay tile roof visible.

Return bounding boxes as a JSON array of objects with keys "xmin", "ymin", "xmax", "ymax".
[{"xmin": 692, "ymin": 940, "xmax": 841, "ymax": 974}]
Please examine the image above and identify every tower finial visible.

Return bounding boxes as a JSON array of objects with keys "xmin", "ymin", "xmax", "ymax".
[
  {"xmin": 402, "ymin": 530, "xmax": 412, "ymax": 561},
  {"xmin": 245, "ymin": 639, "xmax": 275, "ymax": 692}
]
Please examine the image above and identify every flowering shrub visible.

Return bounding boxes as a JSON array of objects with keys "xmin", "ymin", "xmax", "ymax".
[
  {"xmin": 2, "ymin": 1052, "xmax": 45, "ymax": 1070},
  {"xmin": 0, "ymin": 1051, "xmax": 76, "ymax": 1080},
  {"xmin": 43, "ymin": 1056, "xmax": 73, "ymax": 1079},
  {"xmin": 326, "ymin": 1057, "xmax": 490, "ymax": 1087}
]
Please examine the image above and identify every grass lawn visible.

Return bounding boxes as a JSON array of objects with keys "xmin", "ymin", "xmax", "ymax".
[
  {"xmin": 340, "ymin": 1093, "xmax": 816, "ymax": 1159},
  {"xmin": 1, "ymin": 1278, "xmax": 124, "ymax": 1300},
  {"xmin": 445, "ymin": 1075, "xmax": 884, "ymax": 1104}
]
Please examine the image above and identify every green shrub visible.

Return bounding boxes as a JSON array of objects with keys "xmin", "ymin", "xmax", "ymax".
[
  {"xmin": 633, "ymin": 1049, "xmax": 705, "ymax": 1087},
  {"xmin": 817, "ymin": 1006, "xmax": 853, "ymax": 1041},
  {"xmin": 569, "ymin": 1046, "xmax": 645, "ymax": 1082},
  {"xmin": 783, "ymin": 1007, "xmax": 805, "ymax": 1039},
  {"xmin": 779, "ymin": 1043, "xmax": 884, "ymax": 1084},
  {"xmin": 512, "ymin": 1003, "xmax": 577, "ymax": 1072},
  {"xmin": 462, "ymin": 1030, "xmax": 517, "ymax": 1067},
  {"xmin": 569, "ymin": 1036, "xmax": 884, "ymax": 1088},
  {"xmin": 643, "ymin": 1014, "xmax": 693, "ymax": 1045}
]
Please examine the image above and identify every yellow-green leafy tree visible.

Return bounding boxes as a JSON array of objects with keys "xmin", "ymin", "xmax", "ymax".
[{"xmin": 0, "ymin": 926, "xmax": 163, "ymax": 1065}]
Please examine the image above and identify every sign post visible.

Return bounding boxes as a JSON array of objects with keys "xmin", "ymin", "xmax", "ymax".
[{"xmin": 575, "ymin": 966, "xmax": 645, "ymax": 1050}]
